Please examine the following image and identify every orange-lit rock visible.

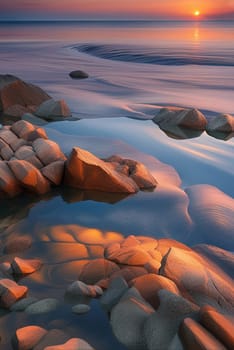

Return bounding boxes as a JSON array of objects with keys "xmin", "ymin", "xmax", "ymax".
[
  {"xmin": 153, "ymin": 107, "xmax": 207, "ymax": 130},
  {"xmin": 0, "ymin": 76, "xmax": 51, "ymax": 113},
  {"xmin": 105, "ymin": 245, "xmax": 152, "ymax": 266},
  {"xmin": 41, "ymin": 160, "xmax": 65, "ymax": 185},
  {"xmin": 8, "ymin": 159, "xmax": 50, "ymax": 194},
  {"xmin": 0, "ymin": 128, "xmax": 19, "ymax": 145},
  {"xmin": 200, "ymin": 305, "xmax": 234, "ymax": 349},
  {"xmin": 27, "ymin": 127, "xmax": 48, "ymax": 142},
  {"xmin": 11, "ymin": 120, "xmax": 35, "ymax": 139},
  {"xmin": 64, "ymin": 147, "xmax": 139, "ymax": 193},
  {"xmin": 11, "ymin": 257, "xmax": 42, "ymax": 275},
  {"xmin": 1, "ymin": 143, "xmax": 14, "ymax": 160},
  {"xmin": 160, "ymin": 247, "xmax": 234, "ymax": 311},
  {"xmin": 179, "ymin": 317, "xmax": 227, "ymax": 350},
  {"xmin": 207, "ymin": 113, "xmax": 234, "ymax": 133},
  {"xmin": 110, "ymin": 266, "xmax": 148, "ymax": 283},
  {"xmin": 33, "ymin": 138, "xmax": 66, "ymax": 166},
  {"xmin": 13, "ymin": 325, "xmax": 48, "ymax": 350},
  {"xmin": 0, "ymin": 161, "xmax": 21, "ymax": 197},
  {"xmin": 44, "ymin": 338, "xmax": 95, "ymax": 350},
  {"xmin": 106, "ymin": 156, "xmax": 157, "ymax": 190},
  {"xmin": 157, "ymin": 238, "xmax": 192, "ymax": 258},
  {"xmin": 0, "ymin": 278, "xmax": 28, "ymax": 308},
  {"xmin": 78, "ymin": 258, "xmax": 120, "ymax": 284},
  {"xmin": 130, "ymin": 274, "xmax": 180, "ymax": 309}
]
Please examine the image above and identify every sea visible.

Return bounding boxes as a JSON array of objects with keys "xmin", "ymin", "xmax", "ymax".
[{"xmin": 0, "ymin": 20, "xmax": 233, "ymax": 349}]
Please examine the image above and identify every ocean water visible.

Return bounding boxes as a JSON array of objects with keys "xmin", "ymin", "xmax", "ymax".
[{"xmin": 0, "ymin": 20, "xmax": 234, "ymax": 349}]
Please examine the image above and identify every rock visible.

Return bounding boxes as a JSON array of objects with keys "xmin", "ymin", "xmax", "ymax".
[
  {"xmin": 33, "ymin": 138, "xmax": 66, "ymax": 166},
  {"xmin": 0, "ymin": 76, "xmax": 51, "ymax": 114},
  {"xmin": 10, "ymin": 297, "xmax": 38, "ymax": 311},
  {"xmin": 143, "ymin": 290, "xmax": 198, "ymax": 350},
  {"xmin": 22, "ymin": 113, "xmax": 48, "ymax": 126},
  {"xmin": 12, "ymin": 325, "xmax": 48, "ymax": 350},
  {"xmin": 106, "ymin": 156, "xmax": 157, "ymax": 190},
  {"xmin": 0, "ymin": 128, "xmax": 19, "ymax": 145},
  {"xmin": 69, "ymin": 70, "xmax": 89, "ymax": 79},
  {"xmin": 110, "ymin": 295, "xmax": 154, "ymax": 350},
  {"xmin": 194, "ymin": 244, "xmax": 234, "ymax": 278},
  {"xmin": 1, "ymin": 143, "xmax": 14, "ymax": 160},
  {"xmin": 106, "ymin": 245, "xmax": 152, "ymax": 266},
  {"xmin": 72, "ymin": 304, "xmax": 91, "ymax": 314},
  {"xmin": 4, "ymin": 104, "xmax": 30, "ymax": 118},
  {"xmin": 0, "ymin": 262, "xmax": 12, "ymax": 274},
  {"xmin": 179, "ymin": 317, "xmax": 227, "ymax": 350},
  {"xmin": 0, "ymin": 161, "xmax": 21, "ymax": 197},
  {"xmin": 11, "ymin": 257, "xmax": 42, "ymax": 275},
  {"xmin": 153, "ymin": 107, "xmax": 207, "ymax": 130},
  {"xmin": 64, "ymin": 147, "xmax": 139, "ymax": 193},
  {"xmin": 160, "ymin": 247, "xmax": 234, "ymax": 312},
  {"xmin": 10, "ymin": 138, "xmax": 27, "ymax": 152},
  {"xmin": 11, "ymin": 120, "xmax": 35, "ymax": 139},
  {"xmin": 33, "ymin": 329, "xmax": 69, "ymax": 350},
  {"xmin": 41, "ymin": 160, "xmax": 65, "ymax": 185},
  {"xmin": 27, "ymin": 127, "xmax": 48, "ymax": 141},
  {"xmin": 65, "ymin": 280, "xmax": 96, "ymax": 300},
  {"xmin": 8, "ymin": 159, "xmax": 50, "ymax": 194},
  {"xmin": 100, "ymin": 277, "xmax": 129, "ymax": 312},
  {"xmin": 78, "ymin": 258, "xmax": 120, "ymax": 284},
  {"xmin": 0, "ymin": 278, "xmax": 28, "ymax": 308},
  {"xmin": 200, "ymin": 305, "xmax": 234, "ymax": 349},
  {"xmin": 130, "ymin": 274, "xmax": 180, "ymax": 309},
  {"xmin": 207, "ymin": 114, "xmax": 234, "ymax": 133},
  {"xmin": 185, "ymin": 185, "xmax": 234, "ymax": 250},
  {"xmin": 25, "ymin": 298, "xmax": 59, "ymax": 314},
  {"xmin": 3, "ymin": 235, "xmax": 32, "ymax": 254},
  {"xmin": 14, "ymin": 146, "xmax": 43, "ymax": 169},
  {"xmin": 35, "ymin": 99, "xmax": 71, "ymax": 120},
  {"xmin": 44, "ymin": 338, "xmax": 95, "ymax": 350}
]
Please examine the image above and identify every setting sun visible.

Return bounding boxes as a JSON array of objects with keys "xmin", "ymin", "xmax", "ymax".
[{"xmin": 194, "ymin": 10, "xmax": 200, "ymax": 16}]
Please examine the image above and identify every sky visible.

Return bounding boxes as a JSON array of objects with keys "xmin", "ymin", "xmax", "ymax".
[{"xmin": 0, "ymin": 0, "xmax": 234, "ymax": 20}]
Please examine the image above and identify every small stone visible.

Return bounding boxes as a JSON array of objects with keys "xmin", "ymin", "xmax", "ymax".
[
  {"xmin": 72, "ymin": 304, "xmax": 90, "ymax": 314},
  {"xmin": 0, "ymin": 278, "xmax": 28, "ymax": 308},
  {"xmin": 69, "ymin": 70, "xmax": 89, "ymax": 79},
  {"xmin": 10, "ymin": 296, "xmax": 38, "ymax": 311},
  {"xmin": 25, "ymin": 298, "xmax": 59, "ymax": 314}
]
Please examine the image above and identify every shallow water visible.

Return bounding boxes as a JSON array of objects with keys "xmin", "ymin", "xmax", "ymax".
[{"xmin": 0, "ymin": 20, "xmax": 233, "ymax": 349}]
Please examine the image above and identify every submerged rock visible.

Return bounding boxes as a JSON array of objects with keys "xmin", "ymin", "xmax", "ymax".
[
  {"xmin": 69, "ymin": 70, "xmax": 89, "ymax": 79},
  {"xmin": 44, "ymin": 338, "xmax": 95, "ymax": 350},
  {"xmin": 153, "ymin": 107, "xmax": 207, "ymax": 130},
  {"xmin": 72, "ymin": 304, "xmax": 90, "ymax": 314},
  {"xmin": 25, "ymin": 298, "xmax": 59, "ymax": 315}
]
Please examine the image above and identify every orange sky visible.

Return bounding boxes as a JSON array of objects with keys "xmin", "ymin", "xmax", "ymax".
[{"xmin": 1, "ymin": 0, "xmax": 234, "ymax": 19}]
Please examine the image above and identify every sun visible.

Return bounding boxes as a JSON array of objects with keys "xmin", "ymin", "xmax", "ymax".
[{"xmin": 194, "ymin": 10, "xmax": 200, "ymax": 17}]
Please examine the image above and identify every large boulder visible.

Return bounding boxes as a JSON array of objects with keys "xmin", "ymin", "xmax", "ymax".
[
  {"xmin": 35, "ymin": 99, "xmax": 71, "ymax": 120},
  {"xmin": 64, "ymin": 147, "xmax": 139, "ymax": 193},
  {"xmin": 160, "ymin": 247, "xmax": 234, "ymax": 312},
  {"xmin": 153, "ymin": 107, "xmax": 207, "ymax": 130},
  {"xmin": 8, "ymin": 159, "xmax": 50, "ymax": 194},
  {"xmin": 0, "ymin": 74, "xmax": 51, "ymax": 115},
  {"xmin": 206, "ymin": 114, "xmax": 234, "ymax": 133}
]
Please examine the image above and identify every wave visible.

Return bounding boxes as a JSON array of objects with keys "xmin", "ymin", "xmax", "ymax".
[{"xmin": 74, "ymin": 43, "xmax": 234, "ymax": 67}]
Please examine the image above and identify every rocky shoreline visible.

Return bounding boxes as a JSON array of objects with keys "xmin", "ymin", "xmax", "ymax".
[{"xmin": 0, "ymin": 73, "xmax": 233, "ymax": 349}]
